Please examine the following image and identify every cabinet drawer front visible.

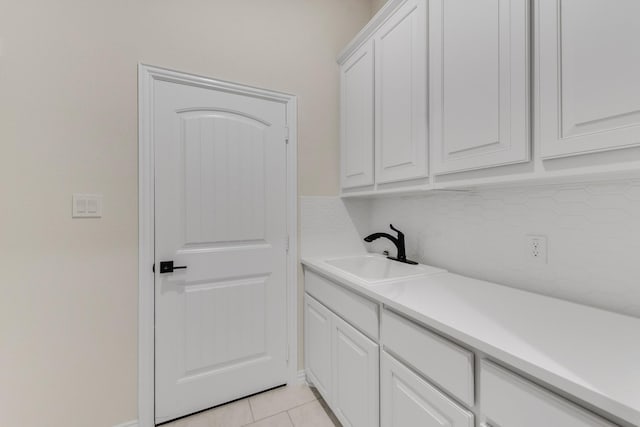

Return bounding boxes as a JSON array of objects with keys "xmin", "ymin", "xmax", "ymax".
[
  {"xmin": 481, "ymin": 360, "xmax": 617, "ymax": 427},
  {"xmin": 382, "ymin": 309, "xmax": 474, "ymax": 406},
  {"xmin": 305, "ymin": 270, "xmax": 379, "ymax": 340},
  {"xmin": 381, "ymin": 351, "xmax": 474, "ymax": 427}
]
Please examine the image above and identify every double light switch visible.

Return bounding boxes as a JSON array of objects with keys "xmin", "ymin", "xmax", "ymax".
[{"xmin": 72, "ymin": 194, "xmax": 102, "ymax": 218}]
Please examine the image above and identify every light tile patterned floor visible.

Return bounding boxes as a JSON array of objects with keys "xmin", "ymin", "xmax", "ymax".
[{"xmin": 163, "ymin": 383, "xmax": 341, "ymax": 427}]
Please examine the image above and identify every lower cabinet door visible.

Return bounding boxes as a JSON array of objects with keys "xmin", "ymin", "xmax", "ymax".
[
  {"xmin": 381, "ymin": 351, "xmax": 474, "ymax": 427},
  {"xmin": 332, "ymin": 314, "xmax": 379, "ymax": 427},
  {"xmin": 304, "ymin": 294, "xmax": 333, "ymax": 402}
]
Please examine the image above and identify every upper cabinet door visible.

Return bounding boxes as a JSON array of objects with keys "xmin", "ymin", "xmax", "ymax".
[
  {"xmin": 538, "ymin": 0, "xmax": 640, "ymax": 159},
  {"xmin": 340, "ymin": 40, "xmax": 375, "ymax": 189},
  {"xmin": 374, "ymin": 0, "xmax": 428, "ymax": 184},
  {"xmin": 430, "ymin": 0, "xmax": 530, "ymax": 174}
]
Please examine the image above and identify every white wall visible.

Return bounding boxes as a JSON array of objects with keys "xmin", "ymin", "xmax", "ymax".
[
  {"xmin": 358, "ymin": 179, "xmax": 640, "ymax": 318},
  {"xmin": 300, "ymin": 196, "xmax": 369, "ymax": 258},
  {"xmin": 371, "ymin": 0, "xmax": 389, "ymax": 14},
  {"xmin": 0, "ymin": 1, "xmax": 372, "ymax": 426}
]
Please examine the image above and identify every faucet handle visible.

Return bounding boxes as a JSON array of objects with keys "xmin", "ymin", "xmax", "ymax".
[{"xmin": 389, "ymin": 224, "xmax": 404, "ymax": 237}]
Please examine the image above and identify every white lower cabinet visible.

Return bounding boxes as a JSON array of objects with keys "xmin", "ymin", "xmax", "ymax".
[
  {"xmin": 382, "ymin": 309, "xmax": 475, "ymax": 407},
  {"xmin": 381, "ymin": 351, "xmax": 474, "ymax": 427},
  {"xmin": 304, "ymin": 295, "xmax": 332, "ymax": 400},
  {"xmin": 480, "ymin": 360, "xmax": 617, "ymax": 427},
  {"xmin": 304, "ymin": 271, "xmax": 622, "ymax": 426},
  {"xmin": 332, "ymin": 314, "xmax": 379, "ymax": 427},
  {"xmin": 304, "ymin": 293, "xmax": 379, "ymax": 427}
]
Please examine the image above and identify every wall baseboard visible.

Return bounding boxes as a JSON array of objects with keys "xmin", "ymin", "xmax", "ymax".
[
  {"xmin": 295, "ymin": 369, "xmax": 307, "ymax": 384},
  {"xmin": 113, "ymin": 420, "xmax": 138, "ymax": 427}
]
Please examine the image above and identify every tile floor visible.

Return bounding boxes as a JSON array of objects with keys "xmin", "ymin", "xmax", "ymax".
[{"xmin": 163, "ymin": 383, "xmax": 341, "ymax": 427}]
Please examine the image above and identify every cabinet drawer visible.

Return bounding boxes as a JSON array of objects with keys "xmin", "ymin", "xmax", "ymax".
[
  {"xmin": 305, "ymin": 270, "xmax": 379, "ymax": 340},
  {"xmin": 382, "ymin": 309, "xmax": 474, "ymax": 407},
  {"xmin": 481, "ymin": 360, "xmax": 617, "ymax": 427}
]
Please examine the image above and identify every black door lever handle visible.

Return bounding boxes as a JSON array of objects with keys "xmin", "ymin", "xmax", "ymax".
[{"xmin": 159, "ymin": 261, "xmax": 187, "ymax": 274}]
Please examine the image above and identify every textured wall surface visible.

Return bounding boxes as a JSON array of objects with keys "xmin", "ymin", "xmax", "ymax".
[
  {"xmin": 360, "ymin": 179, "xmax": 640, "ymax": 318},
  {"xmin": 300, "ymin": 196, "xmax": 369, "ymax": 258}
]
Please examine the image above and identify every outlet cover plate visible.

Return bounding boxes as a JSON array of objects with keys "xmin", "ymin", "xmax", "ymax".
[{"xmin": 526, "ymin": 234, "xmax": 548, "ymax": 264}]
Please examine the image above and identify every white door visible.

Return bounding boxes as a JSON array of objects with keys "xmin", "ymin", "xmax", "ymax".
[
  {"xmin": 153, "ymin": 77, "xmax": 290, "ymax": 423},
  {"xmin": 332, "ymin": 314, "xmax": 379, "ymax": 427},
  {"xmin": 429, "ymin": 0, "xmax": 529, "ymax": 174},
  {"xmin": 340, "ymin": 40, "xmax": 375, "ymax": 189},
  {"xmin": 374, "ymin": 0, "xmax": 428, "ymax": 184},
  {"xmin": 538, "ymin": 0, "xmax": 640, "ymax": 158},
  {"xmin": 304, "ymin": 295, "xmax": 333, "ymax": 402},
  {"xmin": 381, "ymin": 351, "xmax": 474, "ymax": 427}
]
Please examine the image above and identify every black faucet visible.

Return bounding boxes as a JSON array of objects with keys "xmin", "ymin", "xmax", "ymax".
[{"xmin": 364, "ymin": 224, "xmax": 418, "ymax": 265}]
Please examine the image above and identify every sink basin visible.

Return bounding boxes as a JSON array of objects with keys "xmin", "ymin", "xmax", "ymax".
[{"xmin": 324, "ymin": 255, "xmax": 446, "ymax": 283}]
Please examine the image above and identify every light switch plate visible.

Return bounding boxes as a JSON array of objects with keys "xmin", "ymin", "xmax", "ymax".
[{"xmin": 73, "ymin": 194, "xmax": 102, "ymax": 218}]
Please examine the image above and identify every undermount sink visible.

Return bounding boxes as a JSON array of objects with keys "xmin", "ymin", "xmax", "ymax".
[{"xmin": 324, "ymin": 254, "xmax": 446, "ymax": 284}]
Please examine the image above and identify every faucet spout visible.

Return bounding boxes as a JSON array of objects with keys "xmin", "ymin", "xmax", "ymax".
[
  {"xmin": 363, "ymin": 232, "xmax": 397, "ymax": 244},
  {"xmin": 363, "ymin": 224, "xmax": 417, "ymax": 265}
]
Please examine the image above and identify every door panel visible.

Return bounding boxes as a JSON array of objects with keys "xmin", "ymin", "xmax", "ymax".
[
  {"xmin": 375, "ymin": 0, "xmax": 428, "ymax": 183},
  {"xmin": 381, "ymin": 351, "xmax": 474, "ymax": 427},
  {"xmin": 332, "ymin": 315, "xmax": 379, "ymax": 427},
  {"xmin": 154, "ymin": 79, "xmax": 288, "ymax": 423},
  {"xmin": 182, "ymin": 111, "xmax": 267, "ymax": 244},
  {"xmin": 183, "ymin": 276, "xmax": 267, "ymax": 374},
  {"xmin": 430, "ymin": 0, "xmax": 529, "ymax": 173},
  {"xmin": 538, "ymin": 0, "xmax": 640, "ymax": 158},
  {"xmin": 341, "ymin": 41, "xmax": 375, "ymax": 189}
]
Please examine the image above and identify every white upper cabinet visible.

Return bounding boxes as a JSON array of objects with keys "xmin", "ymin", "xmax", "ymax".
[
  {"xmin": 538, "ymin": 0, "xmax": 640, "ymax": 158},
  {"xmin": 430, "ymin": 0, "xmax": 530, "ymax": 174},
  {"xmin": 374, "ymin": 0, "xmax": 428, "ymax": 184},
  {"xmin": 339, "ymin": 0, "xmax": 639, "ymax": 194},
  {"xmin": 340, "ymin": 40, "xmax": 375, "ymax": 189}
]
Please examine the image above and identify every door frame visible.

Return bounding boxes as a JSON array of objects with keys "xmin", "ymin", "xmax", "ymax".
[{"xmin": 137, "ymin": 64, "xmax": 298, "ymax": 427}]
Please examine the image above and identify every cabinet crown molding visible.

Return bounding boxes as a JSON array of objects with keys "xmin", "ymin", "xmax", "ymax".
[{"xmin": 337, "ymin": 0, "xmax": 408, "ymax": 64}]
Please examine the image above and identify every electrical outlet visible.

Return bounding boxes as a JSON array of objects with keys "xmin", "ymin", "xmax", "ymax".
[{"xmin": 526, "ymin": 235, "xmax": 548, "ymax": 264}]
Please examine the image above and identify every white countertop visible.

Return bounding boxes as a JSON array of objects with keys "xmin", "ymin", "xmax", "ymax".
[{"xmin": 302, "ymin": 256, "xmax": 640, "ymax": 426}]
